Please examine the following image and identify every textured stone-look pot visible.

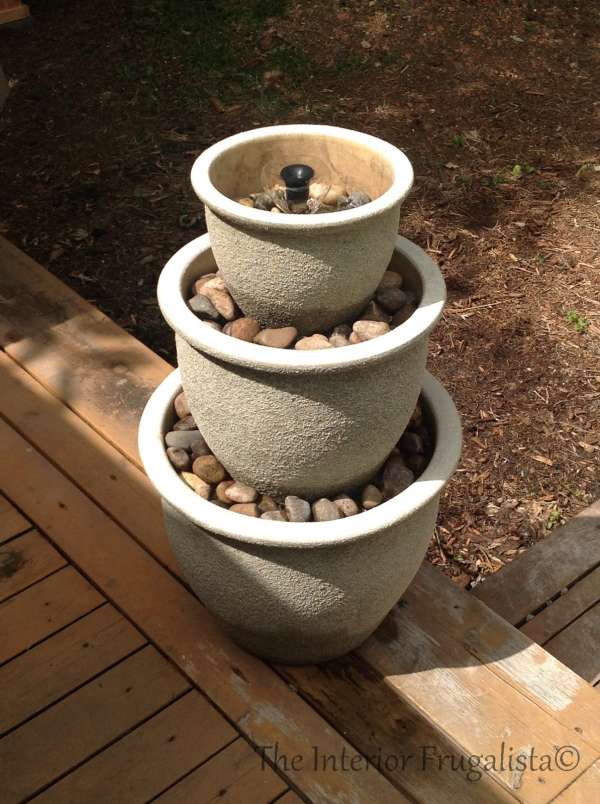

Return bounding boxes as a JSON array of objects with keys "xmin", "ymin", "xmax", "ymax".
[
  {"xmin": 191, "ymin": 124, "xmax": 414, "ymax": 332},
  {"xmin": 158, "ymin": 234, "xmax": 446, "ymax": 498},
  {"xmin": 138, "ymin": 369, "xmax": 462, "ymax": 664}
]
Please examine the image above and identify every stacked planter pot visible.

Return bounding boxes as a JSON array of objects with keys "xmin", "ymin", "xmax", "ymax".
[{"xmin": 139, "ymin": 124, "xmax": 462, "ymax": 665}]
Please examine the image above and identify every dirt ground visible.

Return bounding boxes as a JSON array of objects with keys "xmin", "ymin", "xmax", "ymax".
[{"xmin": 1, "ymin": 0, "xmax": 599, "ymax": 587}]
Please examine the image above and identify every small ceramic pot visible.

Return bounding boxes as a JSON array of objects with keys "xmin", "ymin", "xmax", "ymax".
[
  {"xmin": 158, "ymin": 234, "xmax": 445, "ymax": 498},
  {"xmin": 138, "ymin": 369, "xmax": 461, "ymax": 664},
  {"xmin": 191, "ymin": 124, "xmax": 414, "ymax": 332}
]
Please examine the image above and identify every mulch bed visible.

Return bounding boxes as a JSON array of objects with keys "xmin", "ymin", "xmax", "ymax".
[{"xmin": 1, "ymin": 0, "xmax": 599, "ymax": 587}]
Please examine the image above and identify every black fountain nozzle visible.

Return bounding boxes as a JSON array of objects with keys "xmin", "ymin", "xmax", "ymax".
[{"xmin": 280, "ymin": 163, "xmax": 314, "ymax": 203}]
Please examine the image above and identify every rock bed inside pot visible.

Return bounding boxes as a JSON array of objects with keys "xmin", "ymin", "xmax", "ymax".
[
  {"xmin": 236, "ymin": 184, "xmax": 371, "ymax": 215},
  {"xmin": 188, "ymin": 268, "xmax": 419, "ymax": 348},
  {"xmin": 164, "ymin": 389, "xmax": 433, "ymax": 521}
]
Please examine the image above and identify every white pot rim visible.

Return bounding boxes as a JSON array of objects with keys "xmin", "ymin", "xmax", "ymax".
[
  {"xmin": 191, "ymin": 124, "xmax": 414, "ymax": 231},
  {"xmin": 157, "ymin": 234, "xmax": 446, "ymax": 373},
  {"xmin": 138, "ymin": 369, "xmax": 462, "ymax": 549}
]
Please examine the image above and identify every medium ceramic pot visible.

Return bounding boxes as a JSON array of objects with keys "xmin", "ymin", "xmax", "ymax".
[
  {"xmin": 138, "ymin": 369, "xmax": 462, "ymax": 664},
  {"xmin": 191, "ymin": 124, "xmax": 414, "ymax": 333},
  {"xmin": 158, "ymin": 234, "xmax": 446, "ymax": 498}
]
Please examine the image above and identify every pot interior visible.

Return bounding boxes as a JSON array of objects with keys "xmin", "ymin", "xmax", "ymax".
[{"xmin": 208, "ymin": 132, "xmax": 396, "ymax": 201}]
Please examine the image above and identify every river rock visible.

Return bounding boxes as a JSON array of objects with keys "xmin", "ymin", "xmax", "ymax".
[
  {"xmin": 192, "ymin": 455, "xmax": 226, "ymax": 484},
  {"xmin": 174, "ymin": 392, "xmax": 190, "ymax": 419},
  {"xmin": 295, "ymin": 334, "xmax": 333, "ymax": 350},
  {"xmin": 378, "ymin": 270, "xmax": 403, "ymax": 289},
  {"xmin": 312, "ymin": 498, "xmax": 340, "ymax": 521},
  {"xmin": 181, "ymin": 472, "xmax": 211, "ymax": 499},
  {"xmin": 173, "ymin": 414, "xmax": 197, "ymax": 431},
  {"xmin": 284, "ymin": 496, "xmax": 311, "ymax": 522},
  {"xmin": 383, "ymin": 456, "xmax": 415, "ymax": 498},
  {"xmin": 254, "ymin": 327, "xmax": 298, "ymax": 349},
  {"xmin": 376, "ymin": 286, "xmax": 407, "ymax": 313},
  {"xmin": 166, "ymin": 447, "xmax": 191, "ymax": 472},
  {"xmin": 230, "ymin": 503, "xmax": 260, "ymax": 517},
  {"xmin": 261, "ymin": 510, "xmax": 287, "ymax": 521},
  {"xmin": 189, "ymin": 294, "xmax": 221, "ymax": 321},
  {"xmin": 352, "ymin": 320, "xmax": 391, "ymax": 342},
  {"xmin": 362, "ymin": 484, "xmax": 383, "ymax": 510},
  {"xmin": 226, "ymin": 317, "xmax": 261, "ymax": 342},
  {"xmin": 333, "ymin": 494, "xmax": 360, "ymax": 517},
  {"xmin": 225, "ymin": 482, "xmax": 258, "ymax": 503}
]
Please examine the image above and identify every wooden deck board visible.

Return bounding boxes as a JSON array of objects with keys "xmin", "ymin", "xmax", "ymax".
[
  {"xmin": 0, "ymin": 566, "xmax": 104, "ymax": 664},
  {"xmin": 473, "ymin": 499, "xmax": 600, "ymax": 624},
  {"xmin": 0, "ymin": 603, "xmax": 145, "ymax": 735},
  {"xmin": 154, "ymin": 736, "xmax": 288, "ymax": 804},
  {"xmin": 521, "ymin": 567, "xmax": 600, "ymax": 645},
  {"xmin": 35, "ymin": 691, "xmax": 237, "ymax": 804},
  {"xmin": 544, "ymin": 602, "xmax": 600, "ymax": 685},
  {"xmin": 0, "ymin": 493, "xmax": 32, "ymax": 543},
  {"xmin": 0, "ymin": 646, "xmax": 189, "ymax": 802},
  {"xmin": 0, "ymin": 418, "xmax": 404, "ymax": 803},
  {"xmin": 0, "ymin": 528, "xmax": 66, "ymax": 602}
]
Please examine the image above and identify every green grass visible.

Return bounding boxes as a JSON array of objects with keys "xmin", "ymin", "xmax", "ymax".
[{"xmin": 565, "ymin": 310, "xmax": 590, "ymax": 334}]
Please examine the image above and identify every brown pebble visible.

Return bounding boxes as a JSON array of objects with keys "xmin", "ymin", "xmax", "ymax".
[
  {"xmin": 330, "ymin": 333, "xmax": 350, "ymax": 347},
  {"xmin": 360, "ymin": 301, "xmax": 391, "ymax": 323},
  {"xmin": 404, "ymin": 453, "xmax": 428, "ymax": 474},
  {"xmin": 259, "ymin": 495, "xmax": 279, "ymax": 513},
  {"xmin": 352, "ymin": 320, "xmax": 391, "ymax": 341},
  {"xmin": 391, "ymin": 304, "xmax": 417, "ymax": 327},
  {"xmin": 400, "ymin": 432, "xmax": 425, "ymax": 455},
  {"xmin": 174, "ymin": 391, "xmax": 190, "ymax": 419},
  {"xmin": 237, "ymin": 197, "xmax": 254, "ymax": 208},
  {"xmin": 230, "ymin": 503, "xmax": 260, "ymax": 517},
  {"xmin": 383, "ymin": 456, "xmax": 415, "ymax": 498},
  {"xmin": 261, "ymin": 510, "xmax": 287, "ymax": 521},
  {"xmin": 333, "ymin": 494, "xmax": 360, "ymax": 517},
  {"xmin": 225, "ymin": 481, "xmax": 258, "ymax": 503},
  {"xmin": 200, "ymin": 284, "xmax": 236, "ymax": 321},
  {"xmin": 376, "ymin": 286, "xmax": 407, "ymax": 313},
  {"xmin": 295, "ymin": 334, "xmax": 333, "ymax": 350},
  {"xmin": 227, "ymin": 317, "xmax": 261, "ymax": 342},
  {"xmin": 284, "ymin": 496, "xmax": 311, "ymax": 522},
  {"xmin": 173, "ymin": 414, "xmax": 197, "ymax": 431},
  {"xmin": 378, "ymin": 270, "xmax": 403, "ymax": 289},
  {"xmin": 166, "ymin": 447, "xmax": 191, "ymax": 472},
  {"xmin": 215, "ymin": 480, "xmax": 235, "ymax": 503},
  {"xmin": 348, "ymin": 331, "xmax": 361, "ymax": 344},
  {"xmin": 253, "ymin": 327, "xmax": 298, "ymax": 349},
  {"xmin": 362, "ymin": 484, "xmax": 383, "ymax": 510},
  {"xmin": 192, "ymin": 455, "xmax": 226, "ymax": 484},
  {"xmin": 181, "ymin": 472, "xmax": 211, "ymax": 499},
  {"xmin": 312, "ymin": 498, "xmax": 341, "ymax": 521},
  {"xmin": 194, "ymin": 273, "xmax": 217, "ymax": 293}
]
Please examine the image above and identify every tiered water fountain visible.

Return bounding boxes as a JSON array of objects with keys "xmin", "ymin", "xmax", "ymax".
[{"xmin": 139, "ymin": 125, "xmax": 462, "ymax": 664}]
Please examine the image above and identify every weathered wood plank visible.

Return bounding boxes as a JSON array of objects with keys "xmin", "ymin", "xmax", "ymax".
[
  {"xmin": 0, "ymin": 529, "xmax": 66, "ymax": 602},
  {"xmin": 280, "ymin": 655, "xmax": 516, "ymax": 804},
  {"xmin": 152, "ymin": 735, "xmax": 288, "ymax": 804},
  {"xmin": 0, "ymin": 235, "xmax": 170, "ymax": 464},
  {"xmin": 522, "ymin": 567, "xmax": 600, "ymax": 645},
  {"xmin": 0, "ymin": 566, "xmax": 103, "ymax": 664},
  {"xmin": 0, "ymin": 604, "xmax": 145, "ymax": 734},
  {"xmin": 404, "ymin": 562, "xmax": 600, "ymax": 751},
  {"xmin": 35, "ymin": 691, "xmax": 236, "ymax": 804},
  {"xmin": 0, "ymin": 493, "xmax": 31, "ymax": 543},
  {"xmin": 0, "ymin": 417, "xmax": 406, "ymax": 803},
  {"xmin": 473, "ymin": 499, "xmax": 600, "ymax": 624},
  {"xmin": 553, "ymin": 759, "xmax": 600, "ymax": 803},
  {"xmin": 0, "ymin": 645, "xmax": 189, "ymax": 803},
  {"xmin": 0, "ymin": 352, "xmax": 178, "ymax": 573},
  {"xmin": 544, "ymin": 603, "xmax": 600, "ymax": 685},
  {"xmin": 360, "ymin": 604, "xmax": 597, "ymax": 802}
]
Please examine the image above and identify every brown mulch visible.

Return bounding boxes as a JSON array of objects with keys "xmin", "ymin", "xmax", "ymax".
[{"xmin": 1, "ymin": 0, "xmax": 599, "ymax": 587}]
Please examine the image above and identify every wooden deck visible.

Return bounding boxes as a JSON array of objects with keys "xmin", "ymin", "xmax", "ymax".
[{"xmin": 1, "ymin": 235, "xmax": 599, "ymax": 803}]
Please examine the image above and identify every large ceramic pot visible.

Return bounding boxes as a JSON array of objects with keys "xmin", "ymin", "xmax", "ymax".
[
  {"xmin": 191, "ymin": 124, "xmax": 414, "ymax": 333},
  {"xmin": 158, "ymin": 234, "xmax": 445, "ymax": 499},
  {"xmin": 138, "ymin": 369, "xmax": 461, "ymax": 664}
]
